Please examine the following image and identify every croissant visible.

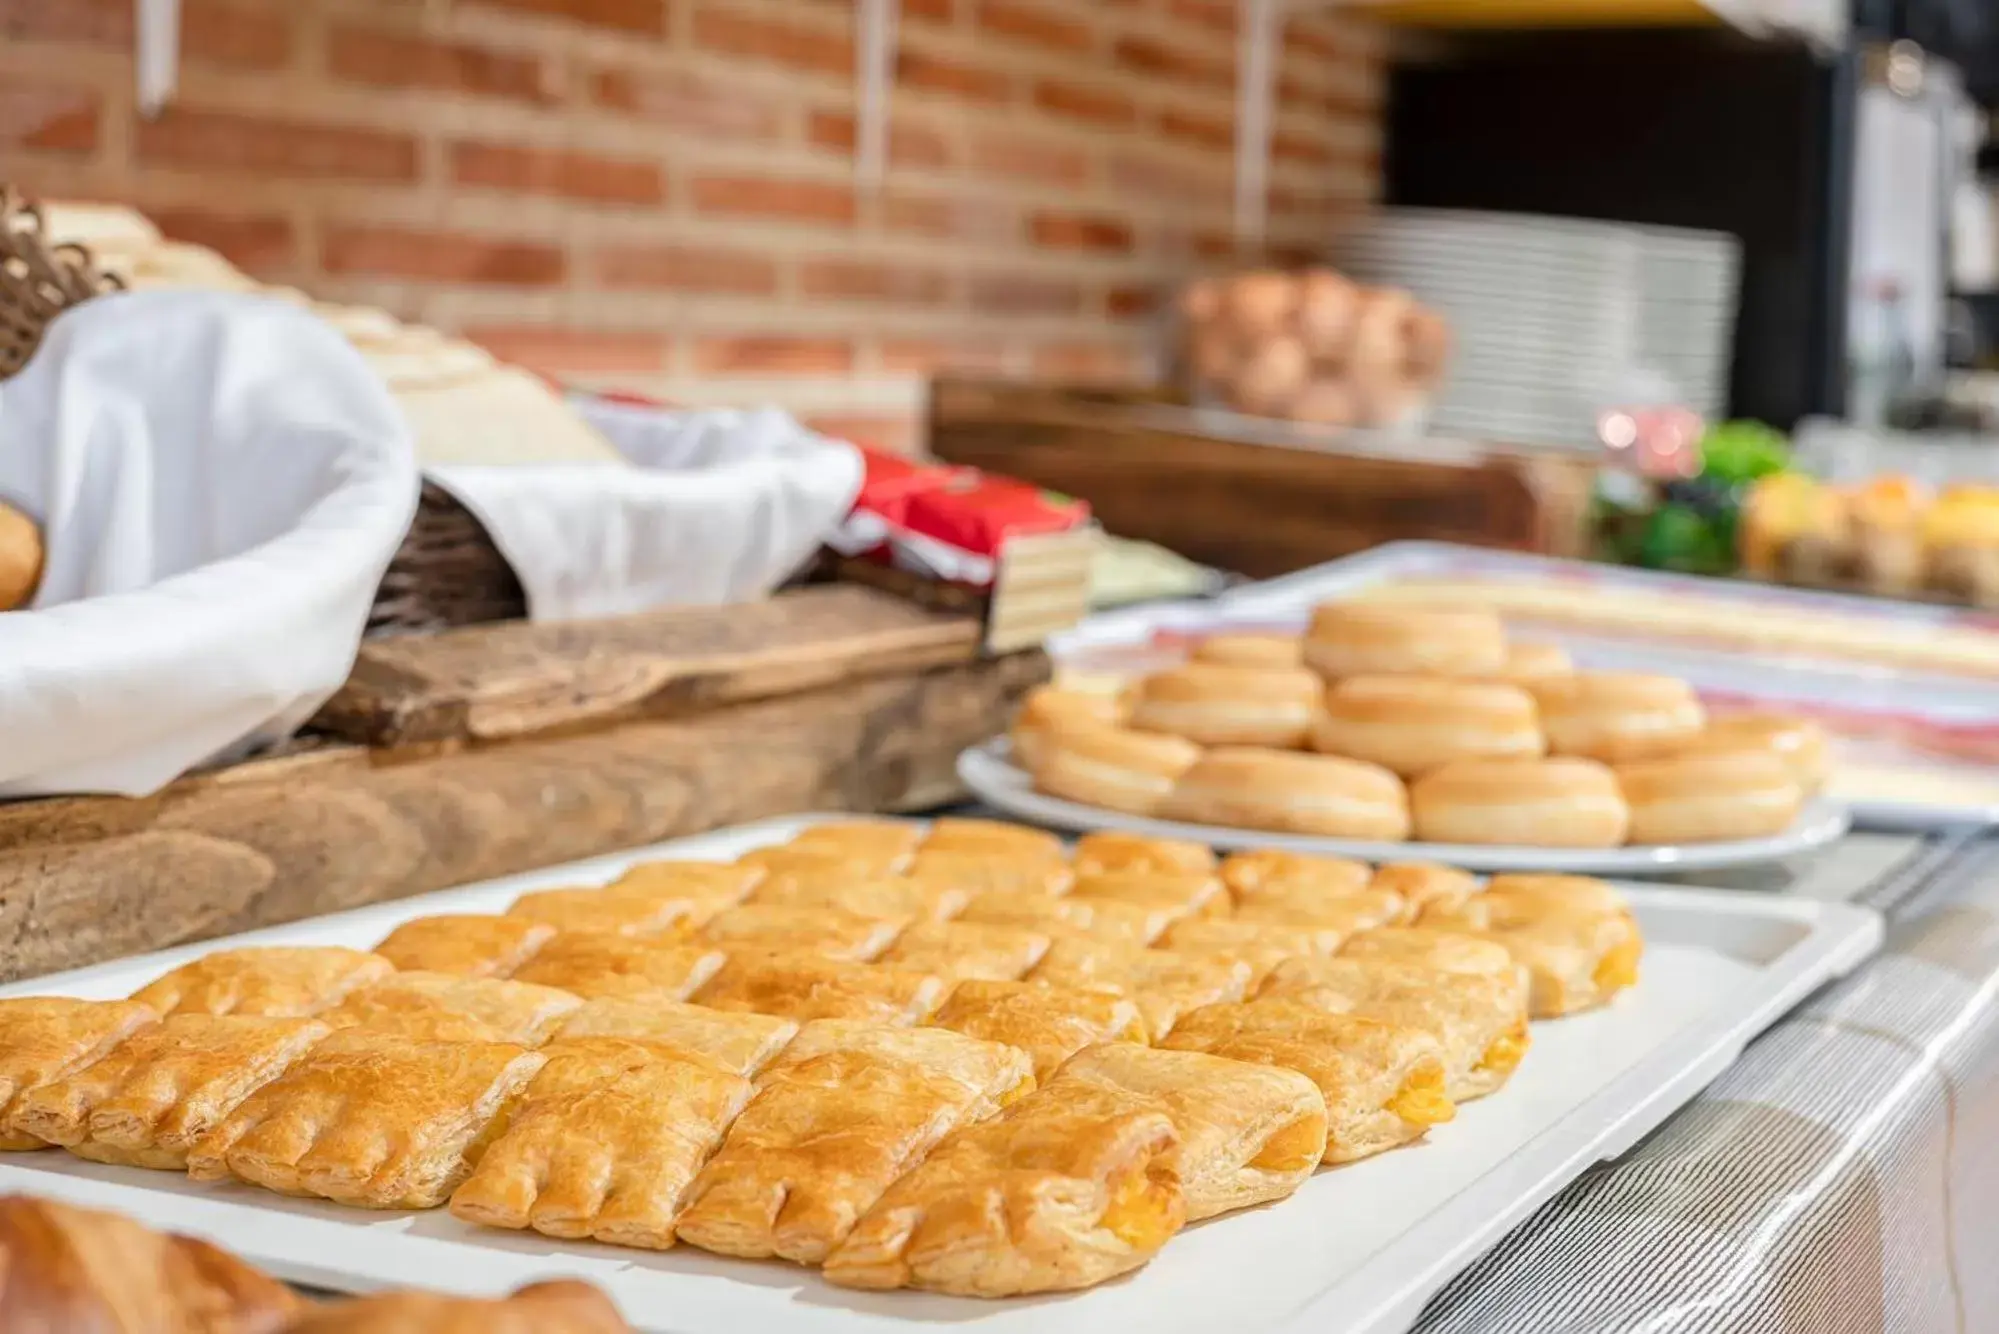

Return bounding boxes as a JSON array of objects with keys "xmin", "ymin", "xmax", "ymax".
[
  {"xmin": 0, "ymin": 1193, "xmax": 300, "ymax": 1333},
  {"xmin": 279, "ymin": 1281, "xmax": 630, "ymax": 1333}
]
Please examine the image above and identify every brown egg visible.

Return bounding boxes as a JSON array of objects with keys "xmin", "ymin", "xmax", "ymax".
[
  {"xmin": 1355, "ymin": 377, "xmax": 1428, "ymax": 431},
  {"xmin": 1227, "ymin": 271, "xmax": 1299, "ymax": 336},
  {"xmin": 1231, "ymin": 336, "xmax": 1312, "ymax": 415},
  {"xmin": 1190, "ymin": 327, "xmax": 1239, "ymax": 385},
  {"xmin": 1406, "ymin": 308, "xmax": 1452, "ymax": 382},
  {"xmin": 1181, "ymin": 278, "xmax": 1222, "ymax": 325},
  {"xmin": 1290, "ymin": 381, "xmax": 1357, "ymax": 427},
  {"xmin": 1297, "ymin": 270, "xmax": 1363, "ymax": 361},
  {"xmin": 1348, "ymin": 288, "xmax": 1416, "ymax": 383}
]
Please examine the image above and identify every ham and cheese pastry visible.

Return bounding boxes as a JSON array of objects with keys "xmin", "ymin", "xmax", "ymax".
[
  {"xmin": 783, "ymin": 820, "xmax": 924, "ymax": 866},
  {"xmin": 130, "ymin": 948, "xmax": 392, "ymax": 1019},
  {"xmin": 371, "ymin": 915, "xmax": 555, "ymax": 979},
  {"xmin": 0, "ymin": 998, "xmax": 158, "ymax": 1151},
  {"xmin": 509, "ymin": 933, "xmax": 726, "ymax": 1001},
  {"xmin": 697, "ymin": 904, "xmax": 908, "ymax": 961},
  {"xmin": 693, "ymin": 953, "xmax": 946, "ymax": 1026},
  {"xmin": 1220, "ymin": 849, "xmax": 1373, "ymax": 900},
  {"xmin": 1072, "ymin": 832, "xmax": 1218, "ymax": 878},
  {"xmin": 1158, "ymin": 919, "xmax": 1340, "ymax": 984},
  {"xmin": 323, "ymin": 972, "xmax": 582, "ymax": 1045},
  {"xmin": 1069, "ymin": 869, "xmax": 1230, "ymax": 921},
  {"xmin": 1369, "ymin": 862, "xmax": 1480, "ymax": 923},
  {"xmin": 876, "ymin": 922, "xmax": 1053, "ymax": 982},
  {"xmin": 920, "ymin": 818, "xmax": 1067, "ymax": 864},
  {"xmin": 745, "ymin": 876, "xmax": 971, "ymax": 925},
  {"xmin": 1422, "ymin": 882, "xmax": 1643, "ymax": 1017},
  {"xmin": 930, "ymin": 980, "xmax": 1148, "ymax": 1079},
  {"xmin": 550, "ymin": 998, "xmax": 798, "ymax": 1077},
  {"xmin": 902, "ymin": 850, "xmax": 1074, "ymax": 898},
  {"xmin": 1031, "ymin": 940, "xmax": 1253, "ymax": 1040}
]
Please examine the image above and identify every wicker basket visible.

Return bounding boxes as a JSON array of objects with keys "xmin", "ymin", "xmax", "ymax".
[{"xmin": 0, "ymin": 186, "xmax": 525, "ymax": 636}]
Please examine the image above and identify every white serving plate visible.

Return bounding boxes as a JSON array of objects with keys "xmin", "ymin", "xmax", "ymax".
[
  {"xmin": 0, "ymin": 815, "xmax": 1880, "ymax": 1334},
  {"xmin": 1050, "ymin": 542, "xmax": 1999, "ymax": 832},
  {"xmin": 956, "ymin": 742, "xmax": 1850, "ymax": 875}
]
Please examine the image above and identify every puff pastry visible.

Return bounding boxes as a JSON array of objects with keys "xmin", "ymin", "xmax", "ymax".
[
  {"xmin": 1072, "ymin": 832, "xmax": 1217, "ymax": 877},
  {"xmin": 675, "ymin": 1032, "xmax": 1031, "ymax": 1263},
  {"xmin": 371, "ymin": 915, "xmax": 555, "ymax": 979},
  {"xmin": 747, "ymin": 876, "xmax": 971, "ymax": 925},
  {"xmin": 324, "ymin": 972, "xmax": 582, "ymax": 1045},
  {"xmin": 958, "ymin": 892, "xmax": 1175, "ymax": 946},
  {"xmin": 278, "ymin": 1280, "xmax": 629, "ymax": 1333},
  {"xmin": 920, "ymin": 818, "xmax": 1067, "ymax": 863},
  {"xmin": 0, "ymin": 998, "xmax": 158, "ymax": 1150},
  {"xmin": 693, "ymin": 952, "xmax": 946, "ymax": 1026},
  {"xmin": 735, "ymin": 846, "xmax": 906, "ymax": 882},
  {"xmin": 1160, "ymin": 1001, "xmax": 1452, "ymax": 1163},
  {"xmin": 930, "ymin": 979, "xmax": 1147, "ymax": 1079},
  {"xmin": 505, "ymin": 887, "xmax": 707, "ymax": 938},
  {"xmin": 1370, "ymin": 862, "xmax": 1480, "ymax": 924},
  {"xmin": 188, "ymin": 1030, "xmax": 545, "ymax": 1209},
  {"xmin": 1050, "ymin": 1044, "xmax": 1326, "ymax": 1220},
  {"xmin": 786, "ymin": 820, "xmax": 924, "ymax": 864},
  {"xmin": 550, "ymin": 998, "xmax": 798, "ymax": 1077},
  {"xmin": 10, "ymin": 1015, "xmax": 329, "ymax": 1168},
  {"xmin": 1159, "ymin": 919, "xmax": 1339, "ymax": 984},
  {"xmin": 130, "ymin": 947, "xmax": 393, "ymax": 1018},
  {"xmin": 1258, "ymin": 956, "xmax": 1529, "ymax": 1100},
  {"xmin": 450, "ymin": 1039, "xmax": 754, "ymax": 1249},
  {"xmin": 1031, "ymin": 941, "xmax": 1253, "ymax": 1040},
  {"xmin": 877, "ymin": 921, "xmax": 1052, "ymax": 982},
  {"xmin": 509, "ymin": 933, "xmax": 727, "ymax": 1001},
  {"xmin": 1340, "ymin": 926, "xmax": 1521, "ymax": 982},
  {"xmin": 1070, "ymin": 869, "xmax": 1230, "ymax": 920},
  {"xmin": 1421, "ymin": 883, "xmax": 1642, "ymax": 1016},
  {"xmin": 824, "ymin": 1081, "xmax": 1185, "ymax": 1296},
  {"xmin": 1233, "ymin": 885, "xmax": 1404, "ymax": 938},
  {"xmin": 698, "ymin": 904, "xmax": 908, "ymax": 961},
  {"xmin": 1220, "ymin": 850, "xmax": 1372, "ymax": 900},
  {"xmin": 608, "ymin": 859, "xmax": 763, "ymax": 902},
  {"xmin": 763, "ymin": 1021, "xmax": 1036, "ymax": 1110},
  {"xmin": 904, "ymin": 850, "xmax": 1074, "ymax": 897}
]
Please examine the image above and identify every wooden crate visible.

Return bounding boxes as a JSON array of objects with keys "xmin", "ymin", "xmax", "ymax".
[
  {"xmin": 0, "ymin": 586, "xmax": 1045, "ymax": 982},
  {"xmin": 928, "ymin": 379, "xmax": 1595, "ymax": 579}
]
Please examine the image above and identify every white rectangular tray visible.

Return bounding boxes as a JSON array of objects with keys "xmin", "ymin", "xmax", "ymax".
[
  {"xmin": 0, "ymin": 815, "xmax": 1882, "ymax": 1334},
  {"xmin": 1051, "ymin": 541, "xmax": 1999, "ymax": 831}
]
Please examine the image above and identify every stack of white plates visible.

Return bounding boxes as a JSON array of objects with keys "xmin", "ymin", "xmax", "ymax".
[{"xmin": 1333, "ymin": 209, "xmax": 1740, "ymax": 449}]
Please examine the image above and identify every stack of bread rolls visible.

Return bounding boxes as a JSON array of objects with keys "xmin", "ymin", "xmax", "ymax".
[
  {"xmin": 1179, "ymin": 269, "xmax": 1450, "ymax": 429},
  {"xmin": 1013, "ymin": 604, "xmax": 1826, "ymax": 848}
]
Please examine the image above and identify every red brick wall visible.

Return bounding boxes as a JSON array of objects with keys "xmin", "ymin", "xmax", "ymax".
[{"xmin": 1, "ymin": 0, "xmax": 1382, "ymax": 452}]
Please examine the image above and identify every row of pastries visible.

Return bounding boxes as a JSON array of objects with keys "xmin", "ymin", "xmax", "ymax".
[
  {"xmin": 1016, "ymin": 603, "xmax": 1829, "ymax": 847},
  {"xmin": 0, "ymin": 818, "xmax": 1641, "ymax": 1299}
]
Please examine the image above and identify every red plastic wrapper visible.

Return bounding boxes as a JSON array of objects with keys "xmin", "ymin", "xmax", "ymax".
[{"xmin": 832, "ymin": 446, "xmax": 1090, "ymax": 586}]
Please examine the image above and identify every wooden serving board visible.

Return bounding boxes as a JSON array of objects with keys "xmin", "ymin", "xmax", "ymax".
[{"xmin": 0, "ymin": 587, "xmax": 1046, "ymax": 982}]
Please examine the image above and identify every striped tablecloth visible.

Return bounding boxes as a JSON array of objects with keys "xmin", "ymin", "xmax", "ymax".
[{"xmin": 1415, "ymin": 828, "xmax": 1999, "ymax": 1333}]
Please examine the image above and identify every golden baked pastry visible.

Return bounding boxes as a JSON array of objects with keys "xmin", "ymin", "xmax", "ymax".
[
  {"xmin": 1162, "ymin": 747, "xmax": 1411, "ymax": 841},
  {"xmin": 1031, "ymin": 940, "xmax": 1253, "ymax": 1040},
  {"xmin": 920, "ymin": 818, "xmax": 1067, "ymax": 863},
  {"xmin": 1477, "ymin": 873, "xmax": 1630, "ymax": 917},
  {"xmin": 735, "ymin": 845, "xmax": 906, "ymax": 881},
  {"xmin": 930, "ymin": 979, "xmax": 1148, "ymax": 1079},
  {"xmin": 1303, "ymin": 603, "xmax": 1507, "ymax": 679},
  {"xmin": 1127, "ymin": 663, "xmax": 1324, "ymax": 748},
  {"xmin": 549, "ymin": 998, "xmax": 799, "ymax": 1077},
  {"xmin": 762, "ymin": 1021, "xmax": 1036, "ymax": 1110},
  {"xmin": 509, "ymin": 933, "xmax": 726, "ymax": 1001},
  {"xmin": 449, "ymin": 1039, "xmax": 754, "ymax": 1249},
  {"xmin": 10, "ymin": 1015, "xmax": 329, "ymax": 1168},
  {"xmin": 1220, "ymin": 849, "xmax": 1372, "ymax": 900},
  {"xmin": 1422, "ymin": 885, "xmax": 1643, "ymax": 1017},
  {"xmin": 1160, "ymin": 1001, "xmax": 1452, "ymax": 1162},
  {"xmin": 1489, "ymin": 641, "xmax": 1573, "ymax": 685},
  {"xmin": 1672, "ymin": 712, "xmax": 1830, "ymax": 793},
  {"xmin": 675, "ymin": 1032, "xmax": 1030, "ymax": 1263},
  {"xmin": 786, "ymin": 820, "xmax": 925, "ymax": 864},
  {"xmin": 1259, "ymin": 955, "xmax": 1530, "ymax": 1100},
  {"xmin": 823, "ymin": 1080, "xmax": 1185, "ymax": 1296},
  {"xmin": 279, "ymin": 1280, "xmax": 629, "ymax": 1333},
  {"xmin": 505, "ymin": 887, "xmax": 708, "ymax": 938},
  {"xmin": 746, "ymin": 876, "xmax": 970, "ymax": 925},
  {"xmin": 1070, "ymin": 869, "xmax": 1230, "ymax": 920},
  {"xmin": 1158, "ymin": 919, "xmax": 1339, "ymax": 983},
  {"xmin": 131, "ymin": 947, "xmax": 393, "ymax": 1018},
  {"xmin": 698, "ymin": 903, "xmax": 908, "ymax": 961},
  {"xmin": 693, "ymin": 952, "xmax": 946, "ymax": 1026},
  {"xmin": 1369, "ymin": 862, "xmax": 1480, "ymax": 923},
  {"xmin": 1340, "ymin": 926, "xmax": 1523, "ymax": 983},
  {"xmin": 187, "ymin": 1030, "xmax": 545, "ymax": 1209},
  {"xmin": 876, "ymin": 921, "xmax": 1053, "ymax": 982},
  {"xmin": 1529, "ymin": 671, "xmax": 1706, "ymax": 763},
  {"xmin": 1072, "ymin": 831, "xmax": 1218, "ymax": 878},
  {"xmin": 1613, "ymin": 751, "xmax": 1803, "ymax": 844},
  {"xmin": 1011, "ymin": 686, "xmax": 1131, "ymax": 772},
  {"xmin": 1050, "ymin": 1043, "xmax": 1326, "ymax": 1219},
  {"xmin": 902, "ymin": 849, "xmax": 1074, "ymax": 897},
  {"xmin": 605, "ymin": 859, "xmax": 762, "ymax": 903},
  {"xmin": 1313, "ymin": 676, "xmax": 1544, "ymax": 777},
  {"xmin": 1190, "ymin": 632, "xmax": 1304, "ymax": 668},
  {"xmin": 323, "ymin": 972, "xmax": 582, "ymax": 1045},
  {"xmin": 958, "ymin": 891, "xmax": 1177, "ymax": 945},
  {"xmin": 0, "ymin": 998, "xmax": 157, "ymax": 1150},
  {"xmin": 1232, "ymin": 885, "xmax": 1405, "ymax": 938},
  {"xmin": 371, "ymin": 915, "xmax": 555, "ymax": 979},
  {"xmin": 1409, "ymin": 757, "xmax": 1631, "ymax": 848},
  {"xmin": 1031, "ymin": 724, "xmax": 1205, "ymax": 818}
]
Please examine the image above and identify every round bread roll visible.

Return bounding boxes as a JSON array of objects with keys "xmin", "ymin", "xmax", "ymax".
[
  {"xmin": 1162, "ymin": 747, "xmax": 1410, "ymax": 841},
  {"xmin": 1312, "ymin": 675, "xmax": 1543, "ymax": 777},
  {"xmin": 1674, "ymin": 713, "xmax": 1830, "ymax": 794},
  {"xmin": 1128, "ymin": 664, "xmax": 1323, "ymax": 749},
  {"xmin": 1614, "ymin": 751, "xmax": 1802, "ymax": 845},
  {"xmin": 1410, "ymin": 758, "xmax": 1630, "ymax": 848},
  {"xmin": 1489, "ymin": 642, "xmax": 1573, "ymax": 685},
  {"xmin": 1011, "ymin": 686, "xmax": 1129, "ymax": 771},
  {"xmin": 1031, "ymin": 723, "xmax": 1202, "ymax": 817},
  {"xmin": 1190, "ymin": 633, "xmax": 1304, "ymax": 669},
  {"xmin": 0, "ymin": 502, "xmax": 43, "ymax": 611},
  {"xmin": 1303, "ymin": 603, "xmax": 1508, "ymax": 680},
  {"xmin": 1529, "ymin": 672, "xmax": 1706, "ymax": 762}
]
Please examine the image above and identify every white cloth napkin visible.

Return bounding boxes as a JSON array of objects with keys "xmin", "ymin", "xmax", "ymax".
[
  {"xmin": 429, "ymin": 399, "xmax": 863, "ymax": 622},
  {"xmin": 0, "ymin": 290, "xmax": 419, "ymax": 797}
]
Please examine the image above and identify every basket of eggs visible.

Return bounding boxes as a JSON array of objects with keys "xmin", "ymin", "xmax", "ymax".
[{"xmin": 1178, "ymin": 268, "xmax": 1452, "ymax": 430}]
